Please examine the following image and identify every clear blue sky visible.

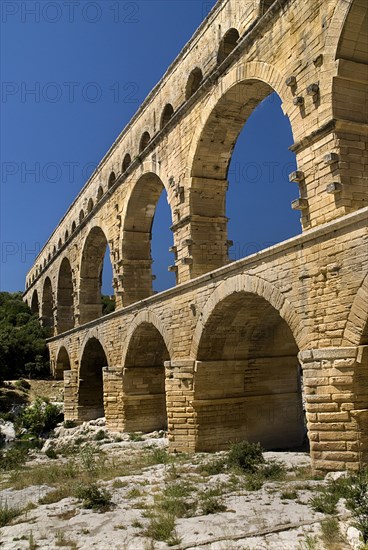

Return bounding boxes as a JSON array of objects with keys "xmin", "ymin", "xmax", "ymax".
[{"xmin": 1, "ymin": 0, "xmax": 300, "ymax": 294}]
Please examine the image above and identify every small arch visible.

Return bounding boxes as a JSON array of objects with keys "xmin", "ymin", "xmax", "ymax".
[
  {"xmin": 71, "ymin": 221, "xmax": 76, "ymax": 233},
  {"xmin": 139, "ymin": 131, "xmax": 151, "ymax": 153},
  {"xmin": 108, "ymin": 171, "xmax": 116, "ymax": 190},
  {"xmin": 41, "ymin": 277, "xmax": 54, "ymax": 330},
  {"xmin": 52, "ymin": 246, "xmax": 56, "ymax": 256},
  {"xmin": 160, "ymin": 103, "xmax": 174, "ymax": 129},
  {"xmin": 30, "ymin": 290, "xmax": 39, "ymax": 316},
  {"xmin": 79, "ymin": 210, "xmax": 85, "ymax": 224},
  {"xmin": 87, "ymin": 198, "xmax": 94, "ymax": 214},
  {"xmin": 55, "ymin": 346, "xmax": 71, "ymax": 380},
  {"xmin": 343, "ymin": 273, "xmax": 368, "ymax": 346},
  {"xmin": 217, "ymin": 28, "xmax": 240, "ymax": 64},
  {"xmin": 65, "ymin": 229, "xmax": 69, "ymax": 241},
  {"xmin": 185, "ymin": 67, "xmax": 203, "ymax": 100},
  {"xmin": 58, "ymin": 238, "xmax": 62, "ymax": 250},
  {"xmin": 43, "ymin": 259, "xmax": 47, "ymax": 269},
  {"xmin": 122, "ymin": 153, "xmax": 131, "ymax": 172},
  {"xmin": 47, "ymin": 253, "xmax": 51, "ymax": 262},
  {"xmin": 78, "ymin": 337, "xmax": 108, "ymax": 421},
  {"xmin": 97, "ymin": 186, "xmax": 103, "ymax": 202}
]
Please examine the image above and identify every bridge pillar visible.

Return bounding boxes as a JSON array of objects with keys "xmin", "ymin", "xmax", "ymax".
[
  {"xmin": 103, "ymin": 367, "xmax": 125, "ymax": 431},
  {"xmin": 63, "ymin": 369, "xmax": 78, "ymax": 422},
  {"xmin": 299, "ymin": 346, "xmax": 368, "ymax": 471},
  {"xmin": 173, "ymin": 178, "xmax": 229, "ymax": 282},
  {"xmin": 165, "ymin": 360, "xmax": 197, "ymax": 452}
]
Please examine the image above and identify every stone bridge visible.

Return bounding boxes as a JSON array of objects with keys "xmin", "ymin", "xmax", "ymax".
[{"xmin": 23, "ymin": 0, "xmax": 368, "ymax": 471}]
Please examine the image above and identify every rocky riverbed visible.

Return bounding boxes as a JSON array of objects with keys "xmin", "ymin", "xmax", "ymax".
[{"xmin": 0, "ymin": 418, "xmax": 365, "ymax": 550}]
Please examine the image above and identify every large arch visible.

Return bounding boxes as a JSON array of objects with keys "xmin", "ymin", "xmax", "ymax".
[
  {"xmin": 78, "ymin": 337, "xmax": 108, "ymax": 421},
  {"xmin": 122, "ymin": 320, "xmax": 169, "ymax": 432},
  {"xmin": 121, "ymin": 172, "xmax": 173, "ymax": 305},
  {"xmin": 30, "ymin": 289, "xmax": 39, "ymax": 316},
  {"xmin": 79, "ymin": 226, "xmax": 112, "ymax": 325},
  {"xmin": 57, "ymin": 257, "xmax": 74, "ymax": 334},
  {"xmin": 192, "ymin": 287, "xmax": 306, "ymax": 452},
  {"xmin": 41, "ymin": 277, "xmax": 54, "ymax": 330},
  {"xmin": 186, "ymin": 63, "xmax": 297, "ymax": 278},
  {"xmin": 55, "ymin": 346, "xmax": 71, "ymax": 380}
]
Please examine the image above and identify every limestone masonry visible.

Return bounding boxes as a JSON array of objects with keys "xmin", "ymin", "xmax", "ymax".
[{"xmin": 24, "ymin": 0, "xmax": 368, "ymax": 471}]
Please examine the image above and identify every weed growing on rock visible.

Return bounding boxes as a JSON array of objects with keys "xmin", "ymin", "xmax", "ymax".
[
  {"xmin": 75, "ymin": 482, "xmax": 112, "ymax": 512},
  {"xmin": 227, "ymin": 441, "xmax": 264, "ymax": 473},
  {"xmin": 0, "ymin": 501, "xmax": 24, "ymax": 527}
]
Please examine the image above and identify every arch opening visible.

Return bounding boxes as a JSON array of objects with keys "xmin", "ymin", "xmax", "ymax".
[
  {"xmin": 30, "ymin": 290, "xmax": 39, "ymax": 316},
  {"xmin": 160, "ymin": 104, "xmax": 174, "ymax": 129},
  {"xmin": 190, "ymin": 80, "xmax": 299, "ymax": 277},
  {"xmin": 71, "ymin": 221, "xmax": 76, "ymax": 233},
  {"xmin": 186, "ymin": 67, "xmax": 203, "ymax": 100},
  {"xmin": 217, "ymin": 28, "xmax": 240, "ymax": 64},
  {"xmin": 79, "ymin": 226, "xmax": 114, "ymax": 324},
  {"xmin": 87, "ymin": 198, "xmax": 94, "ymax": 214},
  {"xmin": 123, "ymin": 322, "xmax": 169, "ymax": 432},
  {"xmin": 58, "ymin": 238, "xmax": 62, "ymax": 250},
  {"xmin": 57, "ymin": 257, "xmax": 74, "ymax": 333},
  {"xmin": 97, "ymin": 186, "xmax": 103, "ymax": 202},
  {"xmin": 122, "ymin": 173, "xmax": 175, "ymax": 305},
  {"xmin": 65, "ymin": 230, "xmax": 69, "ymax": 241},
  {"xmin": 55, "ymin": 346, "xmax": 71, "ymax": 380},
  {"xmin": 78, "ymin": 338, "xmax": 107, "ymax": 421},
  {"xmin": 139, "ymin": 131, "xmax": 151, "ymax": 153},
  {"xmin": 79, "ymin": 210, "xmax": 85, "ymax": 224},
  {"xmin": 122, "ymin": 153, "xmax": 131, "ymax": 173},
  {"xmin": 108, "ymin": 171, "xmax": 116, "ymax": 190},
  {"xmin": 194, "ymin": 291, "xmax": 306, "ymax": 452},
  {"xmin": 41, "ymin": 277, "xmax": 54, "ymax": 330}
]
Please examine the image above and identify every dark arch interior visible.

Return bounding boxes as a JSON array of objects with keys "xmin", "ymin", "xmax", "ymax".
[
  {"xmin": 217, "ymin": 28, "xmax": 240, "ymax": 64},
  {"xmin": 108, "ymin": 172, "xmax": 116, "ymax": 189},
  {"xmin": 122, "ymin": 173, "xmax": 174, "ymax": 305},
  {"xmin": 79, "ymin": 226, "xmax": 112, "ymax": 324},
  {"xmin": 58, "ymin": 239, "xmax": 62, "ymax": 250},
  {"xmin": 78, "ymin": 338, "xmax": 107, "ymax": 421},
  {"xmin": 87, "ymin": 198, "xmax": 94, "ymax": 213},
  {"xmin": 97, "ymin": 186, "xmax": 103, "ymax": 202},
  {"xmin": 79, "ymin": 210, "xmax": 85, "ymax": 223},
  {"xmin": 139, "ymin": 132, "xmax": 151, "ymax": 153},
  {"xmin": 30, "ymin": 290, "xmax": 39, "ymax": 316},
  {"xmin": 42, "ymin": 278, "xmax": 54, "ymax": 330},
  {"xmin": 71, "ymin": 221, "xmax": 76, "ymax": 233},
  {"xmin": 65, "ymin": 230, "xmax": 69, "ymax": 241},
  {"xmin": 122, "ymin": 154, "xmax": 131, "ymax": 172},
  {"xmin": 186, "ymin": 67, "xmax": 203, "ymax": 100},
  {"xmin": 124, "ymin": 322, "xmax": 169, "ymax": 432},
  {"xmin": 55, "ymin": 346, "xmax": 71, "ymax": 380},
  {"xmin": 160, "ymin": 104, "xmax": 174, "ymax": 129},
  {"xmin": 195, "ymin": 292, "xmax": 305, "ymax": 451},
  {"xmin": 57, "ymin": 257, "xmax": 74, "ymax": 333}
]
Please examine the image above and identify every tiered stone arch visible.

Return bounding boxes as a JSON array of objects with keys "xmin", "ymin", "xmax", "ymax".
[
  {"xmin": 77, "ymin": 336, "xmax": 109, "ymax": 422},
  {"xmin": 120, "ymin": 310, "xmax": 171, "ymax": 432},
  {"xmin": 79, "ymin": 225, "xmax": 114, "ymax": 325},
  {"xmin": 57, "ymin": 257, "xmax": 74, "ymax": 334},
  {"xmin": 30, "ymin": 290, "xmax": 39, "ymax": 316},
  {"xmin": 55, "ymin": 346, "xmax": 71, "ymax": 380},
  {"xmin": 41, "ymin": 277, "xmax": 54, "ymax": 329},
  {"xmin": 190, "ymin": 273, "xmax": 309, "ymax": 451},
  {"xmin": 183, "ymin": 62, "xmax": 300, "ymax": 279},
  {"xmin": 120, "ymin": 171, "xmax": 173, "ymax": 306}
]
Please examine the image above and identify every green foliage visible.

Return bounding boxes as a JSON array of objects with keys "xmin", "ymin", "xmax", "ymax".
[
  {"xmin": 75, "ymin": 482, "xmax": 112, "ymax": 511},
  {"xmin": 227, "ymin": 441, "xmax": 265, "ymax": 473},
  {"xmin": 63, "ymin": 420, "xmax": 76, "ymax": 429},
  {"xmin": 18, "ymin": 397, "xmax": 62, "ymax": 437},
  {"xmin": 0, "ymin": 292, "xmax": 50, "ymax": 381},
  {"xmin": 310, "ymin": 489, "xmax": 338, "ymax": 515},
  {"xmin": 0, "ymin": 501, "xmax": 23, "ymax": 527},
  {"xmin": 101, "ymin": 295, "xmax": 115, "ymax": 316},
  {"xmin": 344, "ymin": 469, "xmax": 368, "ymax": 543},
  {"xmin": 0, "ymin": 445, "xmax": 29, "ymax": 471},
  {"xmin": 199, "ymin": 457, "xmax": 226, "ymax": 475},
  {"xmin": 94, "ymin": 429, "xmax": 107, "ymax": 441}
]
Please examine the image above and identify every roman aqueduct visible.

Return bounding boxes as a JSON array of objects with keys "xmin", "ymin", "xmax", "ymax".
[{"xmin": 24, "ymin": 0, "xmax": 367, "ymax": 471}]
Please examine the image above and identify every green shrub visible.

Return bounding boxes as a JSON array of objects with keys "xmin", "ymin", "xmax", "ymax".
[
  {"xmin": 227, "ymin": 441, "xmax": 264, "ymax": 472},
  {"xmin": 14, "ymin": 379, "xmax": 31, "ymax": 391},
  {"xmin": 75, "ymin": 483, "xmax": 112, "ymax": 511},
  {"xmin": 129, "ymin": 432, "xmax": 144, "ymax": 442},
  {"xmin": 345, "ymin": 469, "xmax": 368, "ymax": 543},
  {"xmin": 0, "ymin": 501, "xmax": 23, "ymax": 527},
  {"xmin": 18, "ymin": 397, "xmax": 62, "ymax": 437},
  {"xmin": 199, "ymin": 457, "xmax": 226, "ymax": 475},
  {"xmin": 310, "ymin": 489, "xmax": 338, "ymax": 515},
  {"xmin": 0, "ymin": 445, "xmax": 29, "ymax": 470},
  {"xmin": 94, "ymin": 429, "xmax": 107, "ymax": 441},
  {"xmin": 45, "ymin": 447, "xmax": 58, "ymax": 460},
  {"xmin": 63, "ymin": 420, "xmax": 76, "ymax": 429}
]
